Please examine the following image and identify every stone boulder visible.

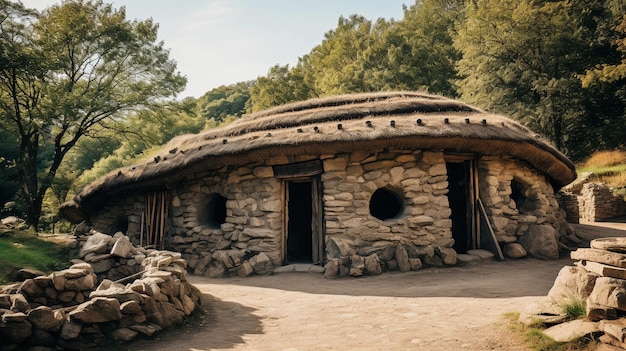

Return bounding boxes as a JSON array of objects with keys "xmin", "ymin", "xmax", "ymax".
[
  {"xmin": 518, "ymin": 224, "xmax": 559, "ymax": 259},
  {"xmin": 548, "ymin": 265, "xmax": 598, "ymax": 303},
  {"xmin": 249, "ymin": 252, "xmax": 273, "ymax": 275},
  {"xmin": 503, "ymin": 243, "xmax": 527, "ymax": 259},
  {"xmin": 27, "ymin": 306, "xmax": 63, "ymax": 331},
  {"xmin": 69, "ymin": 297, "xmax": 122, "ymax": 323},
  {"xmin": 79, "ymin": 232, "xmax": 112, "ymax": 256}
]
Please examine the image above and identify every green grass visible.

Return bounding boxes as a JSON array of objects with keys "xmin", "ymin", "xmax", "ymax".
[
  {"xmin": 0, "ymin": 229, "xmax": 76, "ymax": 283},
  {"xmin": 505, "ymin": 312, "xmax": 597, "ymax": 351},
  {"xmin": 578, "ymin": 150, "xmax": 626, "ymax": 191},
  {"xmin": 562, "ymin": 300, "xmax": 586, "ymax": 320}
]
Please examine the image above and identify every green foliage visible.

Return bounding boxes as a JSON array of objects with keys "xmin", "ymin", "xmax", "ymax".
[
  {"xmin": 504, "ymin": 312, "xmax": 597, "ymax": 351},
  {"xmin": 0, "ymin": 229, "xmax": 75, "ymax": 283},
  {"xmin": 454, "ymin": 0, "xmax": 626, "ymax": 159},
  {"xmin": 0, "ymin": 0, "xmax": 185, "ymax": 229},
  {"xmin": 562, "ymin": 299, "xmax": 586, "ymax": 320},
  {"xmin": 197, "ymin": 81, "xmax": 253, "ymax": 121}
]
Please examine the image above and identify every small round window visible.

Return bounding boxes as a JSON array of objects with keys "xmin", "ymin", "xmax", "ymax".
[
  {"xmin": 369, "ymin": 188, "xmax": 404, "ymax": 220},
  {"xmin": 199, "ymin": 193, "xmax": 227, "ymax": 228}
]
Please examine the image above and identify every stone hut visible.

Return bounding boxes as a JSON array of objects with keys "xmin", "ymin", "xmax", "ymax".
[{"xmin": 60, "ymin": 92, "xmax": 577, "ymax": 276}]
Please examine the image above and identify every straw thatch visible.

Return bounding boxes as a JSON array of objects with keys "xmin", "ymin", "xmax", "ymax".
[{"xmin": 60, "ymin": 91, "xmax": 576, "ymax": 222}]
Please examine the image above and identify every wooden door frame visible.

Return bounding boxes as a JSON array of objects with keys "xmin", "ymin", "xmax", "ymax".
[
  {"xmin": 281, "ymin": 176, "xmax": 325, "ymax": 265},
  {"xmin": 444, "ymin": 154, "xmax": 478, "ymax": 250}
]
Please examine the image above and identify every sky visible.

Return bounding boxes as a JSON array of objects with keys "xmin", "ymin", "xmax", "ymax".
[{"xmin": 20, "ymin": 0, "xmax": 411, "ymax": 99}]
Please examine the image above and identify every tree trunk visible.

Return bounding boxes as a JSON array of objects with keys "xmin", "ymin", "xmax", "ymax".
[{"xmin": 25, "ymin": 196, "xmax": 42, "ymax": 231}]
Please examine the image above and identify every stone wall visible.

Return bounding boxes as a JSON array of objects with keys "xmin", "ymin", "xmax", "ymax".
[
  {"xmin": 478, "ymin": 156, "xmax": 570, "ymax": 259},
  {"xmin": 556, "ymin": 191, "xmax": 580, "ymax": 224},
  {"xmin": 84, "ymin": 150, "xmax": 572, "ymax": 279},
  {"xmin": 579, "ymin": 183, "xmax": 626, "ymax": 222},
  {"xmin": 168, "ymin": 163, "xmax": 283, "ymax": 277},
  {"xmin": 522, "ymin": 238, "xmax": 626, "ymax": 348},
  {"xmin": 0, "ymin": 230, "xmax": 200, "ymax": 350},
  {"xmin": 320, "ymin": 150, "xmax": 455, "ymax": 276}
]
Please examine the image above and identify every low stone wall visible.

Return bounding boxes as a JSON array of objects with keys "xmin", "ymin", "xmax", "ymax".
[
  {"xmin": 579, "ymin": 183, "xmax": 626, "ymax": 222},
  {"xmin": 0, "ymin": 231, "xmax": 200, "ymax": 350},
  {"xmin": 556, "ymin": 191, "xmax": 580, "ymax": 224},
  {"xmin": 522, "ymin": 238, "xmax": 626, "ymax": 348}
]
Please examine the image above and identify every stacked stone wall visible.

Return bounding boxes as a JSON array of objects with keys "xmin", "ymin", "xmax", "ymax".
[
  {"xmin": 85, "ymin": 151, "xmax": 573, "ymax": 279},
  {"xmin": 320, "ymin": 150, "xmax": 456, "ymax": 276},
  {"xmin": 556, "ymin": 191, "xmax": 580, "ymax": 224},
  {"xmin": 0, "ymin": 230, "xmax": 200, "ymax": 350},
  {"xmin": 169, "ymin": 163, "xmax": 283, "ymax": 277},
  {"xmin": 478, "ymin": 156, "xmax": 570, "ymax": 259},
  {"xmin": 579, "ymin": 183, "xmax": 626, "ymax": 222}
]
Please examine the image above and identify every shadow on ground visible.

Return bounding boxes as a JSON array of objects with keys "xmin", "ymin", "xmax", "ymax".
[{"xmin": 126, "ymin": 294, "xmax": 263, "ymax": 351}]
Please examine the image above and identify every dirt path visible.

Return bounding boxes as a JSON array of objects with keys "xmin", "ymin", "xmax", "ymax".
[{"xmin": 128, "ymin": 222, "xmax": 626, "ymax": 351}]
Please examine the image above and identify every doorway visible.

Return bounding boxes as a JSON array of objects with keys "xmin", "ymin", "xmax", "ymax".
[
  {"xmin": 445, "ymin": 158, "xmax": 476, "ymax": 254},
  {"xmin": 287, "ymin": 181, "xmax": 313, "ymax": 262},
  {"xmin": 284, "ymin": 177, "xmax": 325, "ymax": 265}
]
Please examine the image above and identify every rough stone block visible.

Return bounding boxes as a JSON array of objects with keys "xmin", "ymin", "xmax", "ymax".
[
  {"xmin": 503, "ymin": 243, "xmax": 527, "ymax": 259},
  {"xmin": 588, "ymin": 277, "xmax": 626, "ymax": 312},
  {"xmin": 80, "ymin": 232, "xmax": 112, "ymax": 257},
  {"xmin": 518, "ymin": 224, "xmax": 559, "ymax": 259},
  {"xmin": 395, "ymin": 245, "xmax": 411, "ymax": 272},
  {"xmin": 323, "ymin": 259, "xmax": 339, "ymax": 278},
  {"xmin": 111, "ymin": 236, "xmax": 134, "ymax": 258},
  {"xmin": 548, "ymin": 265, "xmax": 598, "ymax": 304},
  {"xmin": 349, "ymin": 255, "xmax": 365, "ymax": 276}
]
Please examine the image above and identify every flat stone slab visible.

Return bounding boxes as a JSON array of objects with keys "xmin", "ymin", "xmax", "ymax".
[
  {"xmin": 273, "ymin": 264, "xmax": 325, "ymax": 274},
  {"xmin": 457, "ymin": 254, "xmax": 481, "ymax": 265},
  {"xmin": 592, "ymin": 238, "xmax": 626, "ymax": 253},
  {"xmin": 578, "ymin": 260, "xmax": 626, "ymax": 280},
  {"xmin": 571, "ymin": 248, "xmax": 626, "ymax": 268},
  {"xmin": 543, "ymin": 319, "xmax": 600, "ymax": 342},
  {"xmin": 466, "ymin": 249, "xmax": 495, "ymax": 260}
]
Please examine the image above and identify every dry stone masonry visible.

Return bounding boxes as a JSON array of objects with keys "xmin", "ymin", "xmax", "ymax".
[
  {"xmin": 62, "ymin": 93, "xmax": 578, "ymax": 279},
  {"xmin": 0, "ymin": 230, "xmax": 200, "ymax": 350},
  {"xmin": 579, "ymin": 183, "xmax": 626, "ymax": 222},
  {"xmin": 523, "ymin": 237, "xmax": 626, "ymax": 349},
  {"xmin": 85, "ymin": 150, "xmax": 575, "ymax": 279}
]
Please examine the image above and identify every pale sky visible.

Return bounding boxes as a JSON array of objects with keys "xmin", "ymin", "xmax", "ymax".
[{"xmin": 20, "ymin": 0, "xmax": 410, "ymax": 99}]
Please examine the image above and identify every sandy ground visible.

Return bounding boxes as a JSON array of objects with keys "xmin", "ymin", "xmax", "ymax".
[{"xmin": 128, "ymin": 221, "xmax": 626, "ymax": 351}]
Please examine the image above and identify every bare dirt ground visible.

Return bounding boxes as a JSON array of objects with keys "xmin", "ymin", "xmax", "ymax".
[{"xmin": 128, "ymin": 221, "xmax": 626, "ymax": 351}]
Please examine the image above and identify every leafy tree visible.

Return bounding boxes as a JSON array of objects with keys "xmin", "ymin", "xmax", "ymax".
[
  {"xmin": 249, "ymin": 64, "xmax": 311, "ymax": 112},
  {"xmin": 249, "ymin": 1, "xmax": 464, "ymax": 111},
  {"xmin": 0, "ymin": 0, "xmax": 186, "ymax": 229},
  {"xmin": 454, "ymin": 0, "xmax": 612, "ymax": 155},
  {"xmin": 197, "ymin": 81, "xmax": 253, "ymax": 121},
  {"xmin": 73, "ymin": 99, "xmax": 206, "ymax": 189}
]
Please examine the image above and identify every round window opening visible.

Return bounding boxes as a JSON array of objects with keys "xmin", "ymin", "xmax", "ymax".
[
  {"xmin": 199, "ymin": 193, "xmax": 227, "ymax": 229},
  {"xmin": 369, "ymin": 188, "xmax": 404, "ymax": 220}
]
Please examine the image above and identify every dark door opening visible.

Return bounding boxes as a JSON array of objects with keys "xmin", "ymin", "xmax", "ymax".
[
  {"xmin": 287, "ymin": 181, "xmax": 313, "ymax": 263},
  {"xmin": 446, "ymin": 161, "xmax": 472, "ymax": 253}
]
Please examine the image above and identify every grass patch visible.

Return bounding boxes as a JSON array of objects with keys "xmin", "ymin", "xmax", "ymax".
[
  {"xmin": 562, "ymin": 300, "xmax": 586, "ymax": 320},
  {"xmin": 505, "ymin": 312, "xmax": 597, "ymax": 351},
  {"xmin": 578, "ymin": 150, "xmax": 626, "ymax": 191},
  {"xmin": 0, "ymin": 229, "xmax": 76, "ymax": 283}
]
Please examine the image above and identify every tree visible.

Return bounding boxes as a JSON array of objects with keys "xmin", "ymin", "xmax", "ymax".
[
  {"xmin": 197, "ymin": 81, "xmax": 253, "ymax": 121},
  {"xmin": 249, "ymin": 64, "xmax": 312, "ymax": 112},
  {"xmin": 454, "ymin": 0, "xmax": 610, "ymax": 154},
  {"xmin": 0, "ymin": 0, "xmax": 186, "ymax": 229}
]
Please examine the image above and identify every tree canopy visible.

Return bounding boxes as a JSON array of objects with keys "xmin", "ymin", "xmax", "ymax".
[
  {"xmin": 0, "ymin": 0, "xmax": 186, "ymax": 228},
  {"xmin": 3, "ymin": 0, "xmax": 626, "ymax": 229}
]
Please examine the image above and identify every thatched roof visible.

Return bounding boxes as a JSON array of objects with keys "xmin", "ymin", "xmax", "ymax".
[{"xmin": 60, "ymin": 91, "xmax": 576, "ymax": 222}]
